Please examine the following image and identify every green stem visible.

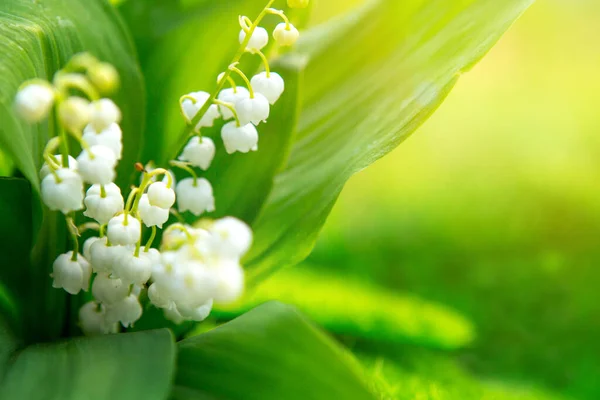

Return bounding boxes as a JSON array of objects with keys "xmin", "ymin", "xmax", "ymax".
[
  {"xmin": 167, "ymin": 0, "xmax": 276, "ymax": 161},
  {"xmin": 229, "ymin": 65, "xmax": 255, "ymax": 98},
  {"xmin": 252, "ymin": 49, "xmax": 271, "ymax": 77},
  {"xmin": 144, "ymin": 226, "xmax": 157, "ymax": 252},
  {"xmin": 124, "ymin": 188, "xmax": 140, "ymax": 225},
  {"xmin": 213, "ymin": 99, "xmax": 241, "ymax": 127},
  {"xmin": 169, "ymin": 160, "xmax": 198, "ymax": 185}
]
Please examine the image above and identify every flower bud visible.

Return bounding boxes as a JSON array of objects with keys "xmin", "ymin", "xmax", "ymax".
[
  {"xmin": 221, "ymin": 122, "xmax": 258, "ymax": 154},
  {"xmin": 89, "ymin": 99, "xmax": 121, "ymax": 132},
  {"xmin": 14, "ymin": 83, "xmax": 55, "ymax": 123},
  {"xmin": 58, "ymin": 96, "xmax": 90, "ymax": 132},
  {"xmin": 147, "ymin": 181, "xmax": 176, "ymax": 209},
  {"xmin": 88, "ymin": 62, "xmax": 119, "ymax": 94},
  {"xmin": 176, "ymin": 178, "xmax": 215, "ymax": 216},
  {"xmin": 273, "ymin": 23, "xmax": 300, "ymax": 47}
]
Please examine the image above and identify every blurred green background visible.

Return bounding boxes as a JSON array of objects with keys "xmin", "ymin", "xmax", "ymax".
[{"xmin": 236, "ymin": 0, "xmax": 600, "ymax": 399}]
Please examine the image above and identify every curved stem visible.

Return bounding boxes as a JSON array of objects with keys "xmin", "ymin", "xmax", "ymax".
[
  {"xmin": 252, "ymin": 49, "xmax": 271, "ymax": 77},
  {"xmin": 168, "ymin": 0, "xmax": 276, "ymax": 160},
  {"xmin": 124, "ymin": 188, "xmax": 140, "ymax": 225},
  {"xmin": 266, "ymin": 8, "xmax": 290, "ymax": 29},
  {"xmin": 213, "ymin": 99, "xmax": 241, "ymax": 127},
  {"xmin": 144, "ymin": 226, "xmax": 157, "ymax": 252},
  {"xmin": 169, "ymin": 160, "xmax": 198, "ymax": 186},
  {"xmin": 66, "ymin": 215, "xmax": 80, "ymax": 261},
  {"xmin": 229, "ymin": 64, "xmax": 255, "ymax": 98}
]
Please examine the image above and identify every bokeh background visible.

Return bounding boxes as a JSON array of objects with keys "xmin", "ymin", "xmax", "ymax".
[{"xmin": 226, "ymin": 0, "xmax": 600, "ymax": 399}]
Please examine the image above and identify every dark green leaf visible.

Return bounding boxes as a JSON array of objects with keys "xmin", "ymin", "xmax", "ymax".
[
  {"xmin": 0, "ymin": 329, "xmax": 176, "ymax": 400},
  {"xmin": 245, "ymin": 0, "xmax": 535, "ymax": 283},
  {"xmin": 0, "ymin": 0, "xmax": 145, "ymax": 190},
  {"xmin": 174, "ymin": 302, "xmax": 376, "ymax": 400}
]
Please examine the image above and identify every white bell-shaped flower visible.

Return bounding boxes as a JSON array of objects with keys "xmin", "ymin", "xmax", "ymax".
[
  {"xmin": 41, "ymin": 168, "xmax": 84, "ymax": 214},
  {"xmin": 273, "ymin": 22, "xmax": 300, "ymax": 46},
  {"xmin": 177, "ymin": 299, "xmax": 213, "ymax": 322},
  {"xmin": 138, "ymin": 194, "xmax": 169, "ymax": 228},
  {"xmin": 58, "ymin": 96, "xmax": 91, "ymax": 132},
  {"xmin": 40, "ymin": 155, "xmax": 78, "ymax": 180},
  {"xmin": 79, "ymin": 301, "xmax": 118, "ymax": 336},
  {"xmin": 82, "ymin": 123, "xmax": 123, "ymax": 160},
  {"xmin": 171, "ymin": 262, "xmax": 218, "ymax": 308},
  {"xmin": 147, "ymin": 283, "xmax": 170, "ymax": 309},
  {"xmin": 251, "ymin": 72, "xmax": 285, "ymax": 104},
  {"xmin": 114, "ymin": 250, "xmax": 152, "ymax": 286},
  {"xmin": 83, "ymin": 236, "xmax": 101, "ymax": 261},
  {"xmin": 88, "ymin": 62, "xmax": 119, "ymax": 94},
  {"xmin": 143, "ymin": 247, "xmax": 161, "ymax": 265},
  {"xmin": 92, "ymin": 273, "xmax": 129, "ymax": 305},
  {"xmin": 213, "ymin": 261, "xmax": 245, "ymax": 304},
  {"xmin": 147, "ymin": 181, "xmax": 176, "ymax": 209},
  {"xmin": 179, "ymin": 136, "xmax": 215, "ymax": 170},
  {"xmin": 89, "ymin": 239, "xmax": 129, "ymax": 274},
  {"xmin": 236, "ymin": 93, "xmax": 270, "ymax": 126},
  {"xmin": 221, "ymin": 122, "xmax": 259, "ymax": 154},
  {"xmin": 176, "ymin": 178, "xmax": 215, "ymax": 216},
  {"xmin": 83, "ymin": 183, "xmax": 124, "ymax": 225},
  {"xmin": 163, "ymin": 307, "xmax": 185, "ymax": 325},
  {"xmin": 209, "ymin": 217, "xmax": 253, "ymax": 258},
  {"xmin": 217, "ymin": 87, "xmax": 250, "ymax": 120},
  {"xmin": 107, "ymin": 214, "xmax": 141, "ymax": 246},
  {"xmin": 105, "ymin": 294, "xmax": 142, "ymax": 328},
  {"xmin": 76, "ymin": 145, "xmax": 117, "ymax": 185},
  {"xmin": 51, "ymin": 252, "xmax": 92, "ymax": 295},
  {"xmin": 181, "ymin": 91, "xmax": 220, "ymax": 132},
  {"xmin": 15, "ymin": 83, "xmax": 55, "ymax": 123},
  {"xmin": 239, "ymin": 26, "xmax": 269, "ymax": 51},
  {"xmin": 89, "ymin": 99, "xmax": 121, "ymax": 132}
]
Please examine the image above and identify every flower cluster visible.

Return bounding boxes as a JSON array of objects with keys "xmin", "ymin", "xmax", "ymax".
[{"xmin": 13, "ymin": 0, "xmax": 305, "ymax": 336}]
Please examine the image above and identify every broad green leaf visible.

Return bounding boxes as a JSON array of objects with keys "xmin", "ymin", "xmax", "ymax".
[
  {"xmin": 0, "ymin": 178, "xmax": 36, "ymax": 340},
  {"xmin": 173, "ymin": 302, "xmax": 376, "ymax": 400},
  {"xmin": 215, "ymin": 266, "xmax": 475, "ymax": 350},
  {"xmin": 0, "ymin": 0, "xmax": 145, "ymax": 190},
  {"xmin": 244, "ymin": 0, "xmax": 535, "ymax": 283},
  {"xmin": 0, "ymin": 329, "xmax": 176, "ymax": 400}
]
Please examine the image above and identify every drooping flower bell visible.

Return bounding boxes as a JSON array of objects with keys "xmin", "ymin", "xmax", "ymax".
[
  {"xmin": 14, "ymin": 83, "xmax": 55, "ymax": 123},
  {"xmin": 251, "ymin": 72, "xmax": 285, "ymax": 104},
  {"xmin": 51, "ymin": 251, "xmax": 92, "ymax": 295},
  {"xmin": 76, "ymin": 145, "xmax": 118, "ymax": 185},
  {"xmin": 82, "ymin": 123, "xmax": 123, "ymax": 160},
  {"xmin": 89, "ymin": 98, "xmax": 121, "ymax": 132},
  {"xmin": 221, "ymin": 122, "xmax": 259, "ymax": 154},
  {"xmin": 83, "ymin": 183, "xmax": 124, "ymax": 225},
  {"xmin": 176, "ymin": 178, "xmax": 215, "ymax": 216},
  {"xmin": 179, "ymin": 136, "xmax": 216, "ymax": 170},
  {"xmin": 273, "ymin": 22, "xmax": 300, "ymax": 46},
  {"xmin": 239, "ymin": 26, "xmax": 269, "ymax": 51},
  {"xmin": 180, "ymin": 91, "xmax": 220, "ymax": 132},
  {"xmin": 41, "ymin": 168, "xmax": 85, "ymax": 214}
]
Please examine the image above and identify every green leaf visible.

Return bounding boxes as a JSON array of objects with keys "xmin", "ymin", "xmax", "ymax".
[
  {"xmin": 173, "ymin": 302, "xmax": 376, "ymax": 400},
  {"xmin": 244, "ymin": 0, "xmax": 535, "ymax": 283},
  {"xmin": 0, "ymin": 329, "xmax": 176, "ymax": 400},
  {"xmin": 215, "ymin": 266, "xmax": 475, "ymax": 350},
  {"xmin": 0, "ymin": 178, "xmax": 35, "ymax": 339},
  {"xmin": 0, "ymin": 0, "xmax": 145, "ymax": 191}
]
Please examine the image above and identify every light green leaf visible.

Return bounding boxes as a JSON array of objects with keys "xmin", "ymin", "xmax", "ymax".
[
  {"xmin": 244, "ymin": 0, "xmax": 535, "ymax": 283},
  {"xmin": 215, "ymin": 266, "xmax": 475, "ymax": 350},
  {"xmin": 0, "ymin": 0, "xmax": 145, "ymax": 190},
  {"xmin": 173, "ymin": 302, "xmax": 376, "ymax": 400},
  {"xmin": 0, "ymin": 329, "xmax": 176, "ymax": 400}
]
